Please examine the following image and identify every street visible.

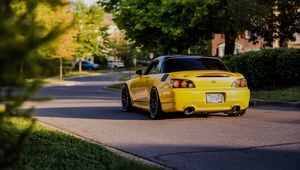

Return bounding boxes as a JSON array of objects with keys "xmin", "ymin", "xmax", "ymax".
[{"xmin": 25, "ymin": 73, "xmax": 300, "ymax": 170}]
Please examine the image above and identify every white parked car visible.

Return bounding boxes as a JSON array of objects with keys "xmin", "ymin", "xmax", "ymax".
[{"xmin": 107, "ymin": 60, "xmax": 125, "ymax": 68}]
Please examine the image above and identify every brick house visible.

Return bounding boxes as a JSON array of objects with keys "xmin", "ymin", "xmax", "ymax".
[
  {"xmin": 211, "ymin": 31, "xmax": 264, "ymax": 57},
  {"xmin": 288, "ymin": 33, "xmax": 300, "ymax": 48},
  {"xmin": 212, "ymin": 32, "xmax": 300, "ymax": 57}
]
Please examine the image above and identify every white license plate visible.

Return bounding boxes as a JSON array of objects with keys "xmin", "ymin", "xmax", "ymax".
[{"xmin": 206, "ymin": 93, "xmax": 224, "ymax": 103}]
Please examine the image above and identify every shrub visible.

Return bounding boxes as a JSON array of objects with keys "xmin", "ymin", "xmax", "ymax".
[
  {"xmin": 223, "ymin": 48, "xmax": 300, "ymax": 90},
  {"xmin": 0, "ymin": 1, "xmax": 67, "ymax": 168}
]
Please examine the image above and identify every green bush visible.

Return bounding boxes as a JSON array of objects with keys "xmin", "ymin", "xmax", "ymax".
[
  {"xmin": 23, "ymin": 57, "xmax": 60, "ymax": 79},
  {"xmin": 223, "ymin": 48, "xmax": 300, "ymax": 90}
]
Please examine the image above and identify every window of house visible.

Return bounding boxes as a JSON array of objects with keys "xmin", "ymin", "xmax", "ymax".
[{"xmin": 245, "ymin": 31, "xmax": 251, "ymax": 39}]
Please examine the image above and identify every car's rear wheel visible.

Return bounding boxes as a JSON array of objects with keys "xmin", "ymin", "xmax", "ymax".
[
  {"xmin": 149, "ymin": 87, "xmax": 163, "ymax": 119},
  {"xmin": 227, "ymin": 109, "xmax": 246, "ymax": 117},
  {"xmin": 121, "ymin": 85, "xmax": 132, "ymax": 112}
]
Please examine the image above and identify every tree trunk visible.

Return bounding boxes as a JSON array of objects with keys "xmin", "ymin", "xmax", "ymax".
[
  {"xmin": 223, "ymin": 0, "xmax": 236, "ymax": 56},
  {"xmin": 79, "ymin": 60, "xmax": 82, "ymax": 72},
  {"xmin": 224, "ymin": 30, "xmax": 237, "ymax": 55},
  {"xmin": 60, "ymin": 57, "xmax": 63, "ymax": 80},
  {"xmin": 279, "ymin": 37, "xmax": 288, "ymax": 47}
]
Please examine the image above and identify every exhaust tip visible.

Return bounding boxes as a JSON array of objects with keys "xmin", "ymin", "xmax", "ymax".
[
  {"xmin": 232, "ymin": 106, "xmax": 240, "ymax": 113},
  {"xmin": 184, "ymin": 107, "xmax": 195, "ymax": 115}
]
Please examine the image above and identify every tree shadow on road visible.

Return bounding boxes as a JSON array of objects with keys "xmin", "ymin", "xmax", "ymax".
[{"xmin": 34, "ymin": 106, "xmax": 231, "ymax": 121}]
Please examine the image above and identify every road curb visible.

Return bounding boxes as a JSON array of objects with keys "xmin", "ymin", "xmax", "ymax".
[
  {"xmin": 250, "ymin": 99, "xmax": 300, "ymax": 109},
  {"xmin": 37, "ymin": 121, "xmax": 169, "ymax": 170},
  {"xmin": 43, "ymin": 81, "xmax": 81, "ymax": 87}
]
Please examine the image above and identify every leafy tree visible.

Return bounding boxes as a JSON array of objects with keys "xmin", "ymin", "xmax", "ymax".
[
  {"xmin": 276, "ymin": 0, "xmax": 300, "ymax": 47},
  {"xmin": 107, "ymin": 31, "xmax": 134, "ymax": 67},
  {"xmin": 33, "ymin": 2, "xmax": 78, "ymax": 79},
  {"xmin": 73, "ymin": 0, "xmax": 109, "ymax": 71},
  {"xmin": 0, "ymin": 0, "xmax": 67, "ymax": 168},
  {"xmin": 250, "ymin": 0, "xmax": 300, "ymax": 47},
  {"xmin": 99, "ymin": 0, "xmax": 214, "ymax": 54},
  {"xmin": 204, "ymin": 0, "xmax": 270, "ymax": 55},
  {"xmin": 100, "ymin": 0, "xmax": 270, "ymax": 55}
]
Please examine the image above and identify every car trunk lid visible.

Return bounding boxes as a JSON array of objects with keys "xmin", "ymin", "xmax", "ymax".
[{"xmin": 174, "ymin": 70, "xmax": 237, "ymax": 88}]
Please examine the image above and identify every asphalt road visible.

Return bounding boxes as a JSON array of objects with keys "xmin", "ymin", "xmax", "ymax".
[{"xmin": 25, "ymin": 73, "xmax": 300, "ymax": 170}]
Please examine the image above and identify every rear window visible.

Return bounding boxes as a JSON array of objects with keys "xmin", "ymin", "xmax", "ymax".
[{"xmin": 162, "ymin": 57, "xmax": 229, "ymax": 73}]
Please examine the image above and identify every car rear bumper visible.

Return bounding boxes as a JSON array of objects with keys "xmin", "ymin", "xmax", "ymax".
[{"xmin": 160, "ymin": 88, "xmax": 250, "ymax": 113}]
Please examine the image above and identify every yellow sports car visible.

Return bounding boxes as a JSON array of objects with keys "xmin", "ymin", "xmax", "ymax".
[{"xmin": 122, "ymin": 55, "xmax": 250, "ymax": 119}]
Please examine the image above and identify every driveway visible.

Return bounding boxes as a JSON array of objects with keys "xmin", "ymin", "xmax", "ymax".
[{"xmin": 25, "ymin": 73, "xmax": 300, "ymax": 170}]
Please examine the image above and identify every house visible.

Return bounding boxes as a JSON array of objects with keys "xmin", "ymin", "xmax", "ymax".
[
  {"xmin": 288, "ymin": 33, "xmax": 300, "ymax": 48},
  {"xmin": 211, "ymin": 31, "xmax": 264, "ymax": 57},
  {"xmin": 212, "ymin": 32, "xmax": 300, "ymax": 57}
]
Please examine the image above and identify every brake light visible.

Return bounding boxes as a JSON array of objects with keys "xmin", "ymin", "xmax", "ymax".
[
  {"xmin": 232, "ymin": 78, "xmax": 247, "ymax": 87},
  {"xmin": 170, "ymin": 79, "xmax": 195, "ymax": 88}
]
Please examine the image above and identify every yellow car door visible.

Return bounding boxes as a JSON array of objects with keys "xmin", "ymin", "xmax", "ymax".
[
  {"xmin": 129, "ymin": 76, "xmax": 144, "ymax": 103},
  {"xmin": 139, "ymin": 60, "xmax": 160, "ymax": 106}
]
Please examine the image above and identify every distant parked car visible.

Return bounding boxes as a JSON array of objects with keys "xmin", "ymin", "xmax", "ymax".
[
  {"xmin": 107, "ymin": 60, "xmax": 124, "ymax": 68},
  {"xmin": 75, "ymin": 61, "xmax": 99, "ymax": 70}
]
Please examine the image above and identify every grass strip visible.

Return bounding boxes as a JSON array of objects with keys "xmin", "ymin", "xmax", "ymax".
[
  {"xmin": 118, "ymin": 75, "xmax": 135, "ymax": 81},
  {"xmin": 107, "ymin": 83, "xmax": 123, "ymax": 90},
  {"xmin": 8, "ymin": 118, "xmax": 163, "ymax": 170},
  {"xmin": 26, "ymin": 71, "xmax": 103, "ymax": 84},
  {"xmin": 251, "ymin": 86, "xmax": 300, "ymax": 102},
  {"xmin": 64, "ymin": 71, "xmax": 102, "ymax": 77}
]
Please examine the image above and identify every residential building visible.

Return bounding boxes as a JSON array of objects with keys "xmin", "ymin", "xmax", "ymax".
[
  {"xmin": 211, "ymin": 32, "xmax": 264, "ymax": 57},
  {"xmin": 288, "ymin": 33, "xmax": 300, "ymax": 48}
]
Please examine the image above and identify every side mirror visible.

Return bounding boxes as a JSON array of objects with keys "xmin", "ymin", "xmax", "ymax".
[{"xmin": 136, "ymin": 70, "xmax": 143, "ymax": 76}]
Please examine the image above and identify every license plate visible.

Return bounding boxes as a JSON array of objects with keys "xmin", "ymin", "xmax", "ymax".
[{"xmin": 206, "ymin": 93, "xmax": 224, "ymax": 103}]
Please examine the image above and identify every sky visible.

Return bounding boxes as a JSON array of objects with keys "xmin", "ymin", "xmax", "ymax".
[
  {"xmin": 83, "ymin": 0, "xmax": 98, "ymax": 6},
  {"xmin": 71, "ymin": 0, "xmax": 98, "ymax": 6}
]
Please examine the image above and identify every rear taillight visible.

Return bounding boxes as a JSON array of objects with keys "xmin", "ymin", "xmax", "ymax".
[
  {"xmin": 170, "ymin": 79, "xmax": 195, "ymax": 88},
  {"xmin": 232, "ymin": 78, "xmax": 247, "ymax": 87}
]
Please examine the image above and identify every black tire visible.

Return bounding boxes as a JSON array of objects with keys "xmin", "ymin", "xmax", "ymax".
[
  {"xmin": 227, "ymin": 109, "xmax": 247, "ymax": 117},
  {"xmin": 149, "ymin": 87, "xmax": 163, "ymax": 119},
  {"xmin": 121, "ymin": 85, "xmax": 132, "ymax": 112}
]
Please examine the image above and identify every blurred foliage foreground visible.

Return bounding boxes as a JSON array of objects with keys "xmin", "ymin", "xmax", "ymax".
[{"xmin": 0, "ymin": 0, "xmax": 69, "ymax": 168}]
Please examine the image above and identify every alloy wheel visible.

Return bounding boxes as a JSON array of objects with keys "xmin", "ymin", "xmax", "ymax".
[{"xmin": 121, "ymin": 86, "xmax": 129, "ymax": 111}]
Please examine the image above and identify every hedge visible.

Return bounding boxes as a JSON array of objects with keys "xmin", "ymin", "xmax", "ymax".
[
  {"xmin": 23, "ymin": 58, "xmax": 72, "ymax": 79},
  {"xmin": 223, "ymin": 48, "xmax": 300, "ymax": 90}
]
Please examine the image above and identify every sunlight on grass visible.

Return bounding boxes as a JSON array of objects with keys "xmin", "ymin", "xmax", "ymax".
[
  {"xmin": 107, "ymin": 83, "xmax": 123, "ymax": 89},
  {"xmin": 26, "ymin": 71, "xmax": 103, "ymax": 84},
  {"xmin": 65, "ymin": 71, "xmax": 102, "ymax": 77},
  {"xmin": 6, "ymin": 118, "xmax": 163, "ymax": 170},
  {"xmin": 118, "ymin": 74, "xmax": 136, "ymax": 81}
]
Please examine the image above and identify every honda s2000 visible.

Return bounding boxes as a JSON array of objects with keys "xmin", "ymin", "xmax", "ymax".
[{"xmin": 121, "ymin": 55, "xmax": 250, "ymax": 119}]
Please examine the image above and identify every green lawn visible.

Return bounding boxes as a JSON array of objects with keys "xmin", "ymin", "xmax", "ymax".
[
  {"xmin": 118, "ymin": 74, "xmax": 136, "ymax": 81},
  {"xmin": 251, "ymin": 86, "xmax": 300, "ymax": 102},
  {"xmin": 26, "ymin": 71, "xmax": 103, "ymax": 84},
  {"xmin": 64, "ymin": 70, "xmax": 102, "ymax": 77},
  {"xmin": 108, "ymin": 83, "xmax": 123, "ymax": 89},
  {"xmin": 6, "ymin": 118, "xmax": 163, "ymax": 170}
]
